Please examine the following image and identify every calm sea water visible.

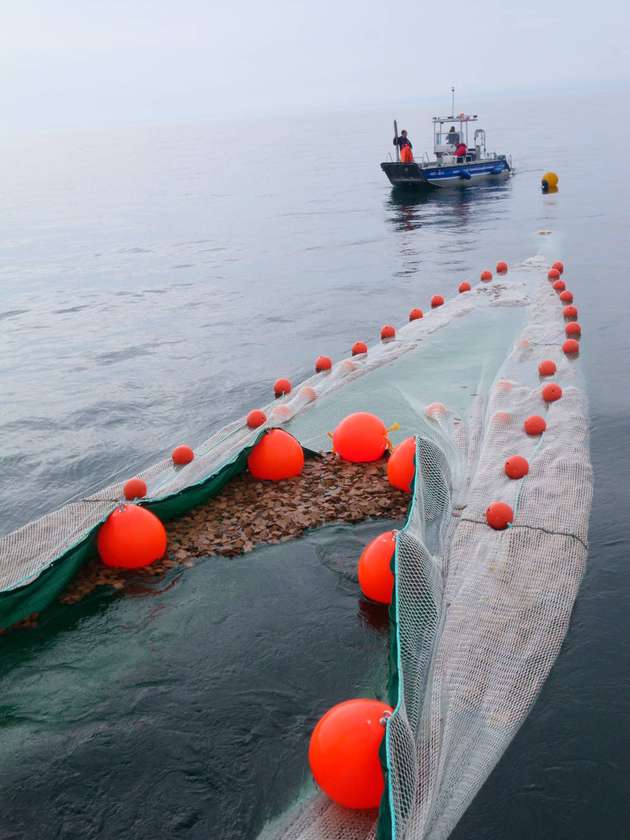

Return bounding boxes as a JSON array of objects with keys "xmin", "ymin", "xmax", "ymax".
[{"xmin": 1, "ymin": 88, "xmax": 629, "ymax": 838}]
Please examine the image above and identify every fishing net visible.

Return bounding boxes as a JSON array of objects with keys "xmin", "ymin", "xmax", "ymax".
[
  {"xmin": 0, "ymin": 258, "xmax": 592, "ymax": 840},
  {"xmin": 260, "ymin": 258, "xmax": 592, "ymax": 840}
]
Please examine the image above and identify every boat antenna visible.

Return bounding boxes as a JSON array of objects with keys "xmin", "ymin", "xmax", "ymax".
[{"xmin": 451, "ymin": 86, "xmax": 455, "ymax": 118}]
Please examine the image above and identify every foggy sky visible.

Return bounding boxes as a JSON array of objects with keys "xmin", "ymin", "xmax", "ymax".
[{"xmin": 1, "ymin": 0, "xmax": 628, "ymax": 130}]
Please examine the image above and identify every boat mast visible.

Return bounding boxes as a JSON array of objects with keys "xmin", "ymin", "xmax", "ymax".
[{"xmin": 451, "ymin": 86, "xmax": 455, "ymax": 118}]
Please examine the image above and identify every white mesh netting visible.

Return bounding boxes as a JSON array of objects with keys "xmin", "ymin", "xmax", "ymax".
[{"xmin": 260, "ymin": 257, "xmax": 592, "ymax": 840}]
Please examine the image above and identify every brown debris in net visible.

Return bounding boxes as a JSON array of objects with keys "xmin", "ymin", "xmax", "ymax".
[{"xmin": 58, "ymin": 453, "xmax": 409, "ymax": 608}]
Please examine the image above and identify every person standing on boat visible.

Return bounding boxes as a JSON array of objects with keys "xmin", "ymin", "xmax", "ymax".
[
  {"xmin": 455, "ymin": 142, "xmax": 468, "ymax": 162},
  {"xmin": 394, "ymin": 130, "xmax": 414, "ymax": 162},
  {"xmin": 447, "ymin": 126, "xmax": 459, "ymax": 146},
  {"xmin": 393, "ymin": 130, "xmax": 412, "ymax": 151}
]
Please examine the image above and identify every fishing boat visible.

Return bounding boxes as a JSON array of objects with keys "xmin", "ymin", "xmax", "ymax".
[{"xmin": 381, "ymin": 96, "xmax": 512, "ymax": 189}]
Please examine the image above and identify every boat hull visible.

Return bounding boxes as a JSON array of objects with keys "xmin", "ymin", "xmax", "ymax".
[{"xmin": 381, "ymin": 158, "xmax": 511, "ymax": 188}]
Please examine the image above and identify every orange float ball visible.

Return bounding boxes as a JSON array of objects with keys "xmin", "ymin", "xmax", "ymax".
[
  {"xmin": 352, "ymin": 341, "xmax": 368, "ymax": 356},
  {"xmin": 563, "ymin": 338, "xmax": 580, "ymax": 355},
  {"xmin": 559, "ymin": 290, "xmax": 573, "ymax": 303},
  {"xmin": 552, "ymin": 260, "xmax": 564, "ymax": 274},
  {"xmin": 563, "ymin": 305, "xmax": 578, "ymax": 320},
  {"xmin": 274, "ymin": 378, "xmax": 292, "ymax": 398},
  {"xmin": 387, "ymin": 437, "xmax": 416, "ymax": 493},
  {"xmin": 97, "ymin": 504, "xmax": 167, "ymax": 569},
  {"xmin": 123, "ymin": 477, "xmax": 147, "ymax": 500},
  {"xmin": 247, "ymin": 409, "xmax": 267, "ymax": 429},
  {"xmin": 431, "ymin": 295, "xmax": 444, "ymax": 308},
  {"xmin": 542, "ymin": 383, "xmax": 563, "ymax": 402},
  {"xmin": 565, "ymin": 321, "xmax": 581, "ymax": 337},
  {"xmin": 524, "ymin": 415, "xmax": 546, "ymax": 436},
  {"xmin": 333, "ymin": 412, "xmax": 388, "ymax": 463},
  {"xmin": 358, "ymin": 530, "xmax": 396, "ymax": 604},
  {"xmin": 247, "ymin": 429, "xmax": 304, "ymax": 480},
  {"xmin": 486, "ymin": 501, "xmax": 514, "ymax": 530},
  {"xmin": 381, "ymin": 324, "xmax": 396, "ymax": 341},
  {"xmin": 492, "ymin": 411, "xmax": 512, "ymax": 425},
  {"xmin": 496, "ymin": 261, "xmax": 508, "ymax": 274},
  {"xmin": 505, "ymin": 455, "xmax": 529, "ymax": 480},
  {"xmin": 458, "ymin": 281, "xmax": 471, "ymax": 293},
  {"xmin": 308, "ymin": 698, "xmax": 393, "ymax": 809},
  {"xmin": 480, "ymin": 270, "xmax": 492, "ymax": 282},
  {"xmin": 409, "ymin": 308, "xmax": 423, "ymax": 321},
  {"xmin": 548, "ymin": 268, "xmax": 560, "ymax": 281},
  {"xmin": 552, "ymin": 279, "xmax": 566, "ymax": 292},
  {"xmin": 172, "ymin": 444, "xmax": 194, "ymax": 466},
  {"xmin": 315, "ymin": 355, "xmax": 332, "ymax": 373},
  {"xmin": 538, "ymin": 359, "xmax": 557, "ymax": 377}
]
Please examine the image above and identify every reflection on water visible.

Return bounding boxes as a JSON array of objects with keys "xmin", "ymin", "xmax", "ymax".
[
  {"xmin": 386, "ymin": 180, "xmax": 513, "ymax": 233},
  {"xmin": 384, "ymin": 180, "xmax": 513, "ymax": 280}
]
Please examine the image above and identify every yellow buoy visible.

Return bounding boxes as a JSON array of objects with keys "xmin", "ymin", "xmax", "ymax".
[{"xmin": 541, "ymin": 171, "xmax": 559, "ymax": 192}]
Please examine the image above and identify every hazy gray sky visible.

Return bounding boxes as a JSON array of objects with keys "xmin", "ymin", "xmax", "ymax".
[{"xmin": 2, "ymin": 1, "xmax": 628, "ymax": 130}]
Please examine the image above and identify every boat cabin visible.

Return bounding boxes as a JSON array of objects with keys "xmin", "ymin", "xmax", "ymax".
[{"xmin": 433, "ymin": 113, "xmax": 486, "ymax": 163}]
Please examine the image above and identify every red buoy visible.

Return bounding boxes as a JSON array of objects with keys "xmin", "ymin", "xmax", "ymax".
[
  {"xmin": 409, "ymin": 308, "xmax": 423, "ymax": 321},
  {"xmin": 248, "ymin": 429, "xmax": 304, "ymax": 480},
  {"xmin": 486, "ymin": 501, "xmax": 514, "ymax": 530},
  {"xmin": 123, "ymin": 477, "xmax": 147, "ymax": 500},
  {"xmin": 552, "ymin": 260, "xmax": 564, "ymax": 274},
  {"xmin": 308, "ymin": 698, "xmax": 393, "ymax": 809},
  {"xmin": 548, "ymin": 268, "xmax": 560, "ymax": 280},
  {"xmin": 496, "ymin": 261, "xmax": 508, "ymax": 274},
  {"xmin": 552, "ymin": 279, "xmax": 566, "ymax": 292},
  {"xmin": 504, "ymin": 455, "xmax": 529, "ymax": 479},
  {"xmin": 505, "ymin": 455, "xmax": 529, "ymax": 480},
  {"xmin": 480, "ymin": 270, "xmax": 492, "ymax": 282},
  {"xmin": 315, "ymin": 355, "xmax": 332, "ymax": 373},
  {"xmin": 172, "ymin": 445, "xmax": 194, "ymax": 466},
  {"xmin": 563, "ymin": 305, "xmax": 578, "ymax": 320},
  {"xmin": 563, "ymin": 338, "xmax": 580, "ymax": 355},
  {"xmin": 431, "ymin": 295, "xmax": 444, "ymax": 308},
  {"xmin": 458, "ymin": 281, "xmax": 471, "ymax": 293},
  {"xmin": 559, "ymin": 290, "xmax": 573, "ymax": 303},
  {"xmin": 387, "ymin": 437, "xmax": 416, "ymax": 493},
  {"xmin": 381, "ymin": 324, "xmax": 396, "ymax": 341},
  {"xmin": 274, "ymin": 378, "xmax": 292, "ymax": 398},
  {"xmin": 247, "ymin": 409, "xmax": 267, "ymax": 429},
  {"xmin": 352, "ymin": 341, "xmax": 368, "ymax": 356},
  {"xmin": 358, "ymin": 530, "xmax": 396, "ymax": 604},
  {"xmin": 565, "ymin": 321, "xmax": 581, "ymax": 337},
  {"xmin": 524, "ymin": 415, "xmax": 546, "ymax": 436},
  {"xmin": 542, "ymin": 382, "xmax": 563, "ymax": 403},
  {"xmin": 333, "ymin": 412, "xmax": 388, "ymax": 463},
  {"xmin": 538, "ymin": 359, "xmax": 557, "ymax": 377},
  {"xmin": 97, "ymin": 505, "xmax": 167, "ymax": 569}
]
